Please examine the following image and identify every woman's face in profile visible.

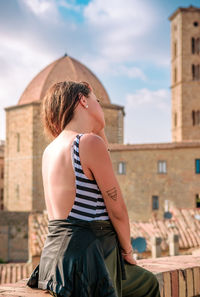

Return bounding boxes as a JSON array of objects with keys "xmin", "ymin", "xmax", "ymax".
[{"xmin": 87, "ymin": 91, "xmax": 105, "ymax": 131}]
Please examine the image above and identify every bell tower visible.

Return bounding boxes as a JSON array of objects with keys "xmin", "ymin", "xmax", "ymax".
[{"xmin": 169, "ymin": 5, "xmax": 200, "ymax": 142}]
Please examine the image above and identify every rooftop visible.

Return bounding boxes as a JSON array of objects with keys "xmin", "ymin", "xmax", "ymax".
[
  {"xmin": 28, "ymin": 207, "xmax": 200, "ymax": 258},
  {"xmin": 18, "ymin": 55, "xmax": 111, "ymax": 106},
  {"xmin": 169, "ymin": 5, "xmax": 200, "ymax": 21},
  {"xmin": 109, "ymin": 140, "xmax": 200, "ymax": 151}
]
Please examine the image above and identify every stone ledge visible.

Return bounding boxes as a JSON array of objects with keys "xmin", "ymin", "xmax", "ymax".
[{"xmin": 0, "ymin": 255, "xmax": 200, "ymax": 297}]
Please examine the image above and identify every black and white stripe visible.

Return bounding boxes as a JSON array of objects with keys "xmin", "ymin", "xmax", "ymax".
[{"xmin": 68, "ymin": 134, "xmax": 109, "ymax": 221}]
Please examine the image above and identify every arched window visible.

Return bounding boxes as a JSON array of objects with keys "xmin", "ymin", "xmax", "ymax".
[
  {"xmin": 192, "ymin": 110, "xmax": 195, "ymax": 125},
  {"xmin": 192, "ymin": 37, "xmax": 195, "ymax": 54},
  {"xmin": 192, "ymin": 64, "xmax": 195, "ymax": 80}
]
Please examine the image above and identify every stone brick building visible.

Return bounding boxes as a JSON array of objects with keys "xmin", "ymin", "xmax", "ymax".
[
  {"xmin": 0, "ymin": 140, "xmax": 4, "ymax": 210},
  {"xmin": 3, "ymin": 5, "xmax": 200, "ymax": 223},
  {"xmin": 4, "ymin": 55, "xmax": 124, "ymax": 213}
]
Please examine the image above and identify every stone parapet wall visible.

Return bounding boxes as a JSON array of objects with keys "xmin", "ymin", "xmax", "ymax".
[{"xmin": 0, "ymin": 255, "xmax": 200, "ymax": 296}]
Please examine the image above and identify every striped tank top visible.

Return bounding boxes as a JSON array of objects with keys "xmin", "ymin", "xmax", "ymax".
[{"xmin": 67, "ymin": 133, "xmax": 110, "ymax": 221}]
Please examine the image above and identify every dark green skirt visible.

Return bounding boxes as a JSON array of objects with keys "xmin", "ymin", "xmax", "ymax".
[{"xmin": 27, "ymin": 218, "xmax": 160, "ymax": 297}]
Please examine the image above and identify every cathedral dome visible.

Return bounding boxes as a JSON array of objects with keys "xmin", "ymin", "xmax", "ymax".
[{"xmin": 18, "ymin": 55, "xmax": 110, "ymax": 105}]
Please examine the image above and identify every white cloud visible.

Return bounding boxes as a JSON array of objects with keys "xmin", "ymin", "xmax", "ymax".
[
  {"xmin": 118, "ymin": 65, "xmax": 147, "ymax": 80},
  {"xmin": 83, "ymin": 0, "xmax": 158, "ymax": 62},
  {"xmin": 0, "ymin": 32, "xmax": 55, "ymax": 139},
  {"xmin": 19, "ymin": 0, "xmax": 59, "ymax": 20},
  {"xmin": 124, "ymin": 88, "xmax": 171, "ymax": 144},
  {"xmin": 126, "ymin": 88, "xmax": 170, "ymax": 111},
  {"xmin": 82, "ymin": 54, "xmax": 147, "ymax": 80}
]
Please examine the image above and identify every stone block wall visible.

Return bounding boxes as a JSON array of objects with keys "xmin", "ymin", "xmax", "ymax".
[
  {"xmin": 0, "ymin": 212, "xmax": 29, "ymax": 262},
  {"xmin": 4, "ymin": 104, "xmax": 34, "ymax": 211}
]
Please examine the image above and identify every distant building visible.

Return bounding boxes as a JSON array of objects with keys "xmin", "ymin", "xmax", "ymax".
[
  {"xmin": 3, "ymin": 5, "xmax": 200, "ymax": 224},
  {"xmin": 0, "ymin": 140, "xmax": 4, "ymax": 210}
]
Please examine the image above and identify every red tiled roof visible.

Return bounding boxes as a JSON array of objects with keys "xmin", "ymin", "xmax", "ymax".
[
  {"xmin": 18, "ymin": 55, "xmax": 111, "ymax": 106},
  {"xmin": 130, "ymin": 207, "xmax": 200, "ymax": 251},
  {"xmin": 29, "ymin": 207, "xmax": 200, "ymax": 258}
]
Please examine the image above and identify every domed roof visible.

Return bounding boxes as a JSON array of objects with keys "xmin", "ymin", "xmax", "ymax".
[{"xmin": 18, "ymin": 55, "xmax": 110, "ymax": 105}]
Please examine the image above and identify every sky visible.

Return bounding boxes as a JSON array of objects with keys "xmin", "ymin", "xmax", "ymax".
[{"xmin": 0, "ymin": 0, "xmax": 200, "ymax": 144}]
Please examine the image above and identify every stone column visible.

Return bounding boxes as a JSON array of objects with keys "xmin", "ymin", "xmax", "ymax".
[{"xmin": 151, "ymin": 236, "xmax": 162, "ymax": 258}]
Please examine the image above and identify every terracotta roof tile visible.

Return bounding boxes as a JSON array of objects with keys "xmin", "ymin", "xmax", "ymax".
[
  {"xmin": 130, "ymin": 207, "xmax": 200, "ymax": 251},
  {"xmin": 28, "ymin": 207, "xmax": 200, "ymax": 258}
]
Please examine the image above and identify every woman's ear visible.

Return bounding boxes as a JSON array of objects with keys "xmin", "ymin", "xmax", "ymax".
[{"xmin": 79, "ymin": 94, "xmax": 88, "ymax": 108}]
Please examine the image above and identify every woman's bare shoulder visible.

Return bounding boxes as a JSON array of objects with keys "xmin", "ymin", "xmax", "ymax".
[{"xmin": 81, "ymin": 133, "xmax": 106, "ymax": 150}]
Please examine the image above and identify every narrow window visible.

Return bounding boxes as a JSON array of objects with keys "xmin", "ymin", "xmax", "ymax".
[
  {"xmin": 174, "ymin": 112, "xmax": 177, "ymax": 127},
  {"xmin": 0, "ymin": 204, "xmax": 3, "ymax": 210},
  {"xmin": 192, "ymin": 37, "xmax": 195, "ymax": 54},
  {"xmin": 192, "ymin": 64, "xmax": 195, "ymax": 80},
  {"xmin": 0, "ymin": 188, "xmax": 3, "ymax": 201},
  {"xmin": 195, "ymin": 159, "xmax": 200, "ymax": 174},
  {"xmin": 17, "ymin": 133, "xmax": 20, "ymax": 152},
  {"xmin": 157, "ymin": 161, "xmax": 167, "ymax": 174},
  {"xmin": 192, "ymin": 110, "xmax": 195, "ymax": 125},
  {"xmin": 152, "ymin": 196, "xmax": 159, "ymax": 210},
  {"xmin": 0, "ymin": 167, "xmax": 3, "ymax": 179},
  {"xmin": 174, "ymin": 67, "xmax": 177, "ymax": 83},
  {"xmin": 196, "ymin": 194, "xmax": 200, "ymax": 208},
  {"xmin": 193, "ymin": 21, "xmax": 199, "ymax": 27},
  {"xmin": 16, "ymin": 184, "xmax": 19, "ymax": 199},
  {"xmin": 174, "ymin": 41, "xmax": 177, "ymax": 58},
  {"xmin": 118, "ymin": 162, "xmax": 126, "ymax": 175}
]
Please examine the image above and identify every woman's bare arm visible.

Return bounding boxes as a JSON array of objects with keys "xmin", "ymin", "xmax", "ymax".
[{"xmin": 81, "ymin": 133, "xmax": 136, "ymax": 263}]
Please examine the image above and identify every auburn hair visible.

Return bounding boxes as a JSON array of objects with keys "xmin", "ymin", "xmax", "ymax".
[{"xmin": 41, "ymin": 81, "xmax": 92, "ymax": 140}]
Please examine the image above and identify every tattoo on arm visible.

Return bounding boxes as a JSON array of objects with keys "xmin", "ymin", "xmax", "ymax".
[{"xmin": 106, "ymin": 187, "xmax": 117, "ymax": 201}]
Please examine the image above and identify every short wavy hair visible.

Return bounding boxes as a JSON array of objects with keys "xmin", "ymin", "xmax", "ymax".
[{"xmin": 41, "ymin": 81, "xmax": 92, "ymax": 140}]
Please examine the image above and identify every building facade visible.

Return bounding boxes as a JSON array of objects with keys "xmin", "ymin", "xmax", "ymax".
[
  {"xmin": 170, "ymin": 6, "xmax": 200, "ymax": 142},
  {"xmin": 0, "ymin": 140, "xmax": 4, "ymax": 210}
]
